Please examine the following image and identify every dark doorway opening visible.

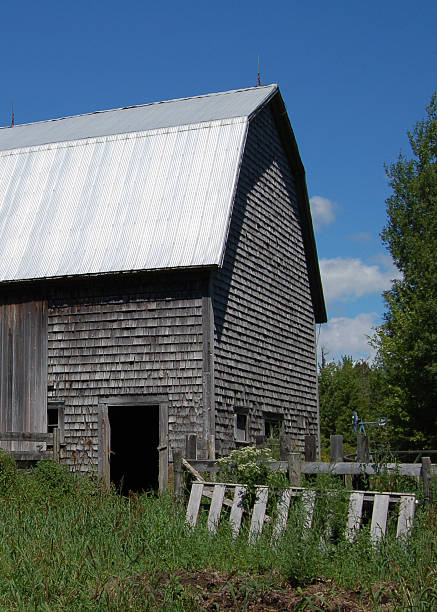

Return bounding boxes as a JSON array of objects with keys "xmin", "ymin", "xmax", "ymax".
[{"xmin": 108, "ymin": 405, "xmax": 159, "ymax": 495}]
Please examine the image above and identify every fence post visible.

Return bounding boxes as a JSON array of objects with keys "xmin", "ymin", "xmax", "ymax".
[
  {"xmin": 357, "ymin": 434, "xmax": 369, "ymax": 462},
  {"xmin": 173, "ymin": 451, "xmax": 183, "ymax": 500},
  {"xmin": 185, "ymin": 434, "xmax": 197, "ymax": 461},
  {"xmin": 53, "ymin": 427, "xmax": 60, "ymax": 463},
  {"xmin": 288, "ymin": 452, "xmax": 302, "ymax": 486},
  {"xmin": 305, "ymin": 435, "xmax": 317, "ymax": 461},
  {"xmin": 280, "ymin": 435, "xmax": 293, "ymax": 460},
  {"xmin": 421, "ymin": 456, "xmax": 432, "ymax": 505},
  {"xmin": 330, "ymin": 435, "xmax": 343, "ymax": 463}
]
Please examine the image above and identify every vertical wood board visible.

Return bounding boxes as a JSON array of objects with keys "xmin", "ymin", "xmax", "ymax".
[
  {"xmin": 0, "ymin": 301, "xmax": 47, "ymax": 451},
  {"xmin": 207, "ymin": 484, "xmax": 226, "ymax": 533},
  {"xmin": 249, "ymin": 486, "xmax": 268, "ymax": 542},
  {"xmin": 229, "ymin": 485, "xmax": 247, "ymax": 538},
  {"xmin": 272, "ymin": 488, "xmax": 293, "ymax": 540},
  {"xmin": 345, "ymin": 492, "xmax": 364, "ymax": 542},
  {"xmin": 371, "ymin": 494, "xmax": 390, "ymax": 542},
  {"xmin": 186, "ymin": 482, "xmax": 204, "ymax": 527},
  {"xmin": 396, "ymin": 495, "xmax": 416, "ymax": 538}
]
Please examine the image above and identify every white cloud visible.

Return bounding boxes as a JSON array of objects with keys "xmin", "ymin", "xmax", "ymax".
[
  {"xmin": 318, "ymin": 313, "xmax": 378, "ymax": 363},
  {"xmin": 320, "ymin": 257, "xmax": 401, "ymax": 304},
  {"xmin": 310, "ymin": 195, "xmax": 336, "ymax": 230},
  {"xmin": 348, "ymin": 232, "xmax": 372, "ymax": 242}
]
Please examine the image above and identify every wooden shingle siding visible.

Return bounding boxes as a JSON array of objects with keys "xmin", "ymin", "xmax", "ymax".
[
  {"xmin": 213, "ymin": 106, "xmax": 318, "ymax": 454},
  {"xmin": 46, "ymin": 273, "xmax": 205, "ymax": 471}
]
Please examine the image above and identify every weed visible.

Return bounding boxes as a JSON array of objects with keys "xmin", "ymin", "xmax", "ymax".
[{"xmin": 0, "ymin": 462, "xmax": 432, "ymax": 609}]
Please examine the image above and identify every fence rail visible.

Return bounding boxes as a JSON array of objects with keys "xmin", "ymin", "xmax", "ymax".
[
  {"xmin": 173, "ymin": 433, "xmax": 435, "ymax": 504},
  {"xmin": 0, "ymin": 429, "xmax": 61, "ymax": 463}
]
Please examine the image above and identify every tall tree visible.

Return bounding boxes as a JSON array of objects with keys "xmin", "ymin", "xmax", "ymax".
[
  {"xmin": 318, "ymin": 355, "xmax": 383, "ymax": 456},
  {"xmin": 373, "ymin": 92, "xmax": 437, "ymax": 448}
]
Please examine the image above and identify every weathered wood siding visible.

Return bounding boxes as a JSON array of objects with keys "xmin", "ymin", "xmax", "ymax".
[
  {"xmin": 213, "ymin": 106, "xmax": 318, "ymax": 454},
  {"xmin": 46, "ymin": 273, "xmax": 205, "ymax": 470},
  {"xmin": 0, "ymin": 300, "xmax": 48, "ymax": 450}
]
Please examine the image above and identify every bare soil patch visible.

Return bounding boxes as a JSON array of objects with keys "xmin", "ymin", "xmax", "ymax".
[{"xmin": 111, "ymin": 570, "xmax": 395, "ymax": 610}]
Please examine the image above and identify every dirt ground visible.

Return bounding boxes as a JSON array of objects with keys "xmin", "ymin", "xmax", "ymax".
[{"xmin": 129, "ymin": 570, "xmax": 395, "ymax": 610}]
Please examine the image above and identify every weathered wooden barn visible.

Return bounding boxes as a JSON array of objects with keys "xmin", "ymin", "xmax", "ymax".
[{"xmin": 0, "ymin": 85, "xmax": 326, "ymax": 491}]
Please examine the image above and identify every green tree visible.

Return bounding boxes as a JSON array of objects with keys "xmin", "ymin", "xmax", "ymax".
[
  {"xmin": 318, "ymin": 355, "xmax": 383, "ymax": 457},
  {"xmin": 373, "ymin": 92, "xmax": 437, "ymax": 448}
]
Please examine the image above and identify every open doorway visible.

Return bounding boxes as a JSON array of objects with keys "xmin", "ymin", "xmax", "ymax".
[
  {"xmin": 99, "ymin": 396, "xmax": 168, "ymax": 495},
  {"xmin": 108, "ymin": 405, "xmax": 159, "ymax": 494}
]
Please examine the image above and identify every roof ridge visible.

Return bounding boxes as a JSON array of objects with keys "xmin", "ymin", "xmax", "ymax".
[{"xmin": 0, "ymin": 84, "xmax": 278, "ymax": 131}]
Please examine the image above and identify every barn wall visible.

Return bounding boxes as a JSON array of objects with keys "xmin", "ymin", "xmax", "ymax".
[
  {"xmin": 0, "ymin": 300, "xmax": 48, "ymax": 450},
  {"xmin": 45, "ymin": 272, "xmax": 206, "ymax": 471},
  {"xmin": 213, "ymin": 106, "xmax": 318, "ymax": 455}
]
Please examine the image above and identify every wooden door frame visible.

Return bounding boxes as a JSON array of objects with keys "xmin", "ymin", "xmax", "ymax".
[{"xmin": 98, "ymin": 395, "xmax": 168, "ymax": 492}]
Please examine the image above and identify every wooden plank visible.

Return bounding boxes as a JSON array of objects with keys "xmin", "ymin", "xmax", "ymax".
[
  {"xmin": 229, "ymin": 485, "xmax": 246, "ymax": 538},
  {"xmin": 173, "ymin": 451, "xmax": 183, "ymax": 499},
  {"xmin": 10, "ymin": 451, "xmax": 52, "ymax": 461},
  {"xmin": 186, "ymin": 482, "xmax": 204, "ymax": 527},
  {"xmin": 0, "ymin": 432, "xmax": 53, "ymax": 442},
  {"xmin": 330, "ymin": 435, "xmax": 343, "ymax": 462},
  {"xmin": 249, "ymin": 486, "xmax": 268, "ymax": 542},
  {"xmin": 304, "ymin": 435, "xmax": 317, "ymax": 461},
  {"xmin": 301, "ymin": 490, "xmax": 316, "ymax": 531},
  {"xmin": 158, "ymin": 401, "xmax": 168, "ymax": 491},
  {"xmin": 396, "ymin": 495, "xmax": 416, "ymax": 538},
  {"xmin": 185, "ymin": 434, "xmax": 197, "ymax": 460},
  {"xmin": 182, "ymin": 458, "xmax": 206, "ymax": 483},
  {"xmin": 345, "ymin": 492, "xmax": 364, "ymax": 542},
  {"xmin": 300, "ymin": 462, "xmax": 424, "ymax": 477},
  {"xmin": 288, "ymin": 453, "xmax": 302, "ymax": 486},
  {"xmin": 202, "ymin": 292, "xmax": 215, "ymax": 460},
  {"xmin": 207, "ymin": 484, "xmax": 226, "ymax": 534},
  {"xmin": 371, "ymin": 494, "xmax": 390, "ymax": 542},
  {"xmin": 280, "ymin": 436, "xmax": 293, "ymax": 460},
  {"xmin": 357, "ymin": 435, "xmax": 369, "ymax": 462},
  {"xmin": 272, "ymin": 488, "xmax": 293, "ymax": 540},
  {"xmin": 421, "ymin": 457, "xmax": 432, "ymax": 504},
  {"xmin": 53, "ymin": 428, "xmax": 60, "ymax": 463}
]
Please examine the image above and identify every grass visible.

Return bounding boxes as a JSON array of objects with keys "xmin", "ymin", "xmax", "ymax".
[{"xmin": 0, "ymin": 455, "xmax": 435, "ymax": 610}]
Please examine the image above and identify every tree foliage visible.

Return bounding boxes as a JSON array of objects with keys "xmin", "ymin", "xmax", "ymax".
[
  {"xmin": 318, "ymin": 355, "xmax": 383, "ymax": 457},
  {"xmin": 373, "ymin": 92, "xmax": 437, "ymax": 448}
]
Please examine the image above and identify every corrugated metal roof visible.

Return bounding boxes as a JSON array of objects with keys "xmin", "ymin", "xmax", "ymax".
[
  {"xmin": 0, "ymin": 118, "xmax": 248, "ymax": 282},
  {"xmin": 0, "ymin": 85, "xmax": 281, "ymax": 283},
  {"xmin": 0, "ymin": 85, "xmax": 277, "ymax": 151}
]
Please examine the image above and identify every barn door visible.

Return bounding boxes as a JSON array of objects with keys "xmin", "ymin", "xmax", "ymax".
[
  {"xmin": 98, "ymin": 398, "xmax": 168, "ymax": 493},
  {"xmin": 0, "ymin": 301, "xmax": 48, "ymax": 451}
]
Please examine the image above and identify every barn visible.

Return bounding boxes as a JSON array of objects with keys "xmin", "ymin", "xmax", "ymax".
[{"xmin": 0, "ymin": 84, "xmax": 326, "ymax": 492}]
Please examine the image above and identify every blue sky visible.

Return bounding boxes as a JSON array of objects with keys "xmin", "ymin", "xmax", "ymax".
[{"xmin": 1, "ymin": 1, "xmax": 435, "ymax": 363}]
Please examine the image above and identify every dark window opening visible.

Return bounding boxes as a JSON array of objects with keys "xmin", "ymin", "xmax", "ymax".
[
  {"xmin": 47, "ymin": 408, "xmax": 58, "ymax": 432},
  {"xmin": 234, "ymin": 407, "xmax": 249, "ymax": 443},
  {"xmin": 235, "ymin": 414, "xmax": 247, "ymax": 442},
  {"xmin": 108, "ymin": 404, "xmax": 159, "ymax": 495},
  {"xmin": 265, "ymin": 419, "xmax": 282, "ymax": 440},
  {"xmin": 264, "ymin": 415, "xmax": 283, "ymax": 459},
  {"xmin": 47, "ymin": 402, "xmax": 64, "ymax": 442}
]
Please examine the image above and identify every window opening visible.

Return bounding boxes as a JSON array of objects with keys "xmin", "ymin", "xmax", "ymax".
[
  {"xmin": 47, "ymin": 402, "xmax": 64, "ymax": 442},
  {"xmin": 234, "ymin": 407, "xmax": 249, "ymax": 443}
]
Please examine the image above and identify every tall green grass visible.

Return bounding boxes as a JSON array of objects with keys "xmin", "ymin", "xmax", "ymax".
[{"xmin": 0, "ymin": 454, "xmax": 435, "ymax": 610}]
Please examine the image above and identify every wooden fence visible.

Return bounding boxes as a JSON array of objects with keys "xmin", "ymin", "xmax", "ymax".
[
  {"xmin": 0, "ymin": 429, "xmax": 61, "ymax": 463},
  {"xmin": 185, "ymin": 482, "xmax": 417, "ymax": 543},
  {"xmin": 173, "ymin": 433, "xmax": 435, "ymax": 504}
]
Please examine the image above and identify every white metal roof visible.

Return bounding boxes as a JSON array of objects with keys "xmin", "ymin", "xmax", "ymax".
[
  {"xmin": 0, "ymin": 86, "xmax": 277, "ymax": 283},
  {"xmin": 0, "ymin": 85, "xmax": 277, "ymax": 151}
]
